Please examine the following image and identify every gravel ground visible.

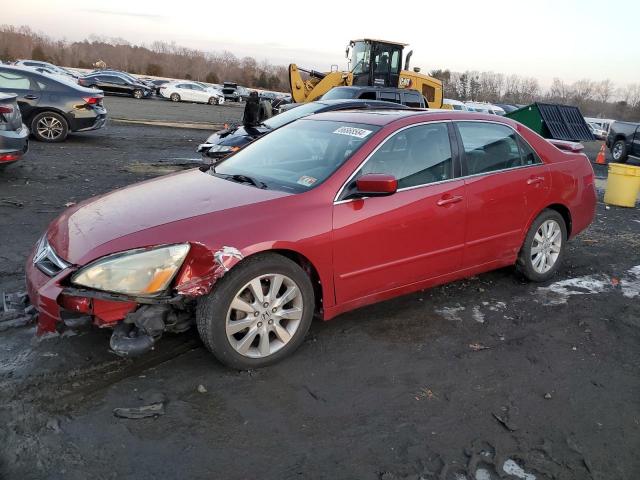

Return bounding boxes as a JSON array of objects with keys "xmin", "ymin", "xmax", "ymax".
[{"xmin": 1, "ymin": 122, "xmax": 639, "ymax": 480}]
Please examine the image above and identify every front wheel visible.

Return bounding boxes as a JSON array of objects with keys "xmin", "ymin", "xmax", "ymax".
[
  {"xmin": 516, "ymin": 209, "xmax": 567, "ymax": 282},
  {"xmin": 31, "ymin": 111, "xmax": 69, "ymax": 142},
  {"xmin": 208, "ymin": 97, "xmax": 218, "ymax": 105},
  {"xmin": 611, "ymin": 140, "xmax": 628, "ymax": 163},
  {"xmin": 196, "ymin": 253, "xmax": 315, "ymax": 369},
  {"xmin": 170, "ymin": 93, "xmax": 180, "ymax": 102},
  {"xmin": 133, "ymin": 89, "xmax": 144, "ymax": 99}
]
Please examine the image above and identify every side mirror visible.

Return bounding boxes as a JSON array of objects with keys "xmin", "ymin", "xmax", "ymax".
[{"xmin": 355, "ymin": 173, "xmax": 398, "ymax": 197}]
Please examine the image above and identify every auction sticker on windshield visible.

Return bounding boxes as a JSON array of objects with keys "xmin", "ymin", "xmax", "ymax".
[
  {"xmin": 297, "ymin": 176, "xmax": 317, "ymax": 187},
  {"xmin": 333, "ymin": 126, "xmax": 373, "ymax": 139}
]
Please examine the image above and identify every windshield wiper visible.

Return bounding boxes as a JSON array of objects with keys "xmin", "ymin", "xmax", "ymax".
[{"xmin": 213, "ymin": 172, "xmax": 268, "ymax": 189}]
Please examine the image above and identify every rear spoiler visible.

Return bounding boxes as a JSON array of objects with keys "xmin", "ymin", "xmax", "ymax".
[{"xmin": 548, "ymin": 139, "xmax": 585, "ymax": 153}]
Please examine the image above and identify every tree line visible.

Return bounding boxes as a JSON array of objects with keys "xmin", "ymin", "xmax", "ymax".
[
  {"xmin": 431, "ymin": 69, "xmax": 640, "ymax": 121},
  {"xmin": 1, "ymin": 25, "xmax": 639, "ymax": 121},
  {"xmin": 0, "ymin": 25, "xmax": 289, "ymax": 91}
]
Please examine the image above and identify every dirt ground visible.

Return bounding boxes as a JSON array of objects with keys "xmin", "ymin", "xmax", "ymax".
[{"xmin": 1, "ymin": 109, "xmax": 639, "ymax": 480}]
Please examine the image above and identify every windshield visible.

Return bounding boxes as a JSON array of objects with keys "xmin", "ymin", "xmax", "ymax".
[
  {"xmin": 213, "ymin": 119, "xmax": 380, "ymax": 193},
  {"xmin": 262, "ymin": 102, "xmax": 327, "ymax": 130},
  {"xmin": 350, "ymin": 41, "xmax": 370, "ymax": 75},
  {"xmin": 321, "ymin": 88, "xmax": 358, "ymax": 100}
]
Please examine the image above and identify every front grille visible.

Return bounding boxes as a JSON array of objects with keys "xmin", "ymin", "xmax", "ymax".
[{"xmin": 33, "ymin": 236, "xmax": 71, "ymax": 276}]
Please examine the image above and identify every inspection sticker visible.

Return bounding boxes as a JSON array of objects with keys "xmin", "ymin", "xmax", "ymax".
[
  {"xmin": 333, "ymin": 126, "xmax": 373, "ymax": 139},
  {"xmin": 297, "ymin": 175, "xmax": 318, "ymax": 187}
]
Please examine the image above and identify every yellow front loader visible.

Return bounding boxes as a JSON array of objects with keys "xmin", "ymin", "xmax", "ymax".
[{"xmin": 289, "ymin": 39, "xmax": 443, "ymax": 108}]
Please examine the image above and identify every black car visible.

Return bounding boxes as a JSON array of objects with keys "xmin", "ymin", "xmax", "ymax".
[
  {"xmin": 149, "ymin": 79, "xmax": 170, "ymax": 95},
  {"xmin": 92, "ymin": 70, "xmax": 155, "ymax": 88},
  {"xmin": 78, "ymin": 73, "xmax": 152, "ymax": 99},
  {"xmin": 197, "ymin": 99, "xmax": 409, "ymax": 161},
  {"xmin": 0, "ymin": 92, "xmax": 29, "ymax": 167},
  {"xmin": 0, "ymin": 66, "xmax": 107, "ymax": 142},
  {"xmin": 321, "ymin": 86, "xmax": 427, "ymax": 108},
  {"xmin": 606, "ymin": 121, "xmax": 640, "ymax": 163}
]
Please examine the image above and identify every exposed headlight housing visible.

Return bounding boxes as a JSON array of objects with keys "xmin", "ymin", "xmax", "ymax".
[{"xmin": 71, "ymin": 244, "xmax": 190, "ymax": 297}]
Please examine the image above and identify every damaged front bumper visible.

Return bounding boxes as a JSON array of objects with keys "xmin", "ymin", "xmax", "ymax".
[{"xmin": 25, "ymin": 242, "xmax": 244, "ymax": 356}]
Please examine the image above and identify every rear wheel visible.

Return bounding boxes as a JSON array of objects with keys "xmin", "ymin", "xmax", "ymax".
[
  {"xmin": 31, "ymin": 111, "xmax": 69, "ymax": 142},
  {"xmin": 516, "ymin": 209, "xmax": 567, "ymax": 282},
  {"xmin": 170, "ymin": 93, "xmax": 180, "ymax": 102},
  {"xmin": 611, "ymin": 140, "xmax": 628, "ymax": 163},
  {"xmin": 196, "ymin": 253, "xmax": 314, "ymax": 369}
]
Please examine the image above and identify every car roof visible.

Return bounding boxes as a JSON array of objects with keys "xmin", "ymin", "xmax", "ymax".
[
  {"xmin": 305, "ymin": 109, "xmax": 519, "ymax": 127},
  {"xmin": 317, "ymin": 99, "xmax": 410, "ymax": 109},
  {"xmin": 329, "ymin": 85, "xmax": 416, "ymax": 93}
]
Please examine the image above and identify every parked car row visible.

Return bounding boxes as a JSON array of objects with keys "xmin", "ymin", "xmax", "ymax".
[{"xmin": 443, "ymin": 99, "xmax": 516, "ymax": 115}]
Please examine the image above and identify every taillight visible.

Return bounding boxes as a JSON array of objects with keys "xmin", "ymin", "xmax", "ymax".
[
  {"xmin": 83, "ymin": 97, "xmax": 101, "ymax": 105},
  {"xmin": 0, "ymin": 105, "xmax": 13, "ymax": 114},
  {"xmin": 0, "ymin": 153, "xmax": 21, "ymax": 163}
]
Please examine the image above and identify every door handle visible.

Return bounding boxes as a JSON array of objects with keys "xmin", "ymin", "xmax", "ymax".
[
  {"xmin": 527, "ymin": 176, "xmax": 544, "ymax": 185},
  {"xmin": 437, "ymin": 195, "xmax": 463, "ymax": 206},
  {"xmin": 24, "ymin": 95, "xmax": 39, "ymax": 100}
]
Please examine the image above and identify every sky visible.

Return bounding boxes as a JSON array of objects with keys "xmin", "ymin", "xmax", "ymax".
[{"xmin": 4, "ymin": 0, "xmax": 640, "ymax": 87}]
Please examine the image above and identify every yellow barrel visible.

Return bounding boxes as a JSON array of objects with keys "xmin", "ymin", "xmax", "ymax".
[{"xmin": 604, "ymin": 163, "xmax": 640, "ymax": 207}]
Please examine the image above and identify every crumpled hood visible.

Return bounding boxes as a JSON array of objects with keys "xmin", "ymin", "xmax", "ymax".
[{"xmin": 47, "ymin": 169, "xmax": 289, "ymax": 264}]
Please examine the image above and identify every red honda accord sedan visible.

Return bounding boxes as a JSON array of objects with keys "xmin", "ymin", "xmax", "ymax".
[{"xmin": 26, "ymin": 110, "xmax": 596, "ymax": 368}]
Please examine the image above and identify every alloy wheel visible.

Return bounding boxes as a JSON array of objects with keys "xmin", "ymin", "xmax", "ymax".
[
  {"xmin": 612, "ymin": 142, "xmax": 623, "ymax": 160},
  {"xmin": 531, "ymin": 219, "xmax": 562, "ymax": 274},
  {"xmin": 225, "ymin": 273, "xmax": 303, "ymax": 358},
  {"xmin": 36, "ymin": 116, "xmax": 64, "ymax": 140}
]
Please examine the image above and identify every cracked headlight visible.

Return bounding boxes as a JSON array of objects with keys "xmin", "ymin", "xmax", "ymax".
[{"xmin": 71, "ymin": 244, "xmax": 190, "ymax": 296}]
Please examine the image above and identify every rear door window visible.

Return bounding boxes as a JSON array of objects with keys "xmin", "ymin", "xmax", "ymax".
[
  {"xmin": 517, "ymin": 136, "xmax": 542, "ymax": 165},
  {"xmin": 0, "ymin": 70, "xmax": 32, "ymax": 90},
  {"xmin": 457, "ymin": 122, "xmax": 522, "ymax": 175},
  {"xmin": 359, "ymin": 122, "xmax": 453, "ymax": 188}
]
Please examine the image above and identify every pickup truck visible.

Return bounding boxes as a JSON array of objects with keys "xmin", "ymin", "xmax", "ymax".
[{"xmin": 606, "ymin": 121, "xmax": 640, "ymax": 163}]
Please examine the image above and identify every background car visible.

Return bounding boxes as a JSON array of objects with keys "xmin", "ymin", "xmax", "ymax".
[
  {"xmin": 443, "ymin": 98, "xmax": 471, "ymax": 111},
  {"xmin": 13, "ymin": 60, "xmax": 79, "ymax": 79},
  {"xmin": 78, "ymin": 73, "xmax": 152, "ymax": 99},
  {"xmin": 197, "ymin": 99, "xmax": 410, "ymax": 161},
  {"xmin": 222, "ymin": 82, "xmax": 241, "ymax": 102},
  {"xmin": 495, "ymin": 103, "xmax": 519, "ymax": 113},
  {"xmin": 91, "ymin": 69, "xmax": 154, "ymax": 88},
  {"xmin": 587, "ymin": 122, "xmax": 607, "ymax": 140},
  {"xmin": 0, "ymin": 92, "xmax": 29, "ymax": 167},
  {"xmin": 0, "ymin": 65, "xmax": 106, "ymax": 142},
  {"xmin": 160, "ymin": 81, "xmax": 224, "ymax": 104},
  {"xmin": 321, "ymin": 86, "xmax": 428, "ymax": 108}
]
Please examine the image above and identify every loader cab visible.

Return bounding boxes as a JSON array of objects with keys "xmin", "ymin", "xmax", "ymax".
[{"xmin": 349, "ymin": 39, "xmax": 404, "ymax": 89}]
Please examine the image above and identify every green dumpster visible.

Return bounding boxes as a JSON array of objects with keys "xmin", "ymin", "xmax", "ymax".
[{"xmin": 505, "ymin": 102, "xmax": 594, "ymax": 142}]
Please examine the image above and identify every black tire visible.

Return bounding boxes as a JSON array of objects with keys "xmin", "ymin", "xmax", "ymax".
[
  {"xmin": 611, "ymin": 139, "xmax": 628, "ymax": 163},
  {"xmin": 30, "ymin": 111, "xmax": 69, "ymax": 142},
  {"xmin": 170, "ymin": 93, "xmax": 180, "ymax": 102},
  {"xmin": 208, "ymin": 97, "xmax": 217, "ymax": 105},
  {"xmin": 133, "ymin": 89, "xmax": 143, "ymax": 99},
  {"xmin": 196, "ymin": 253, "xmax": 315, "ymax": 369},
  {"xmin": 516, "ymin": 209, "xmax": 567, "ymax": 282}
]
